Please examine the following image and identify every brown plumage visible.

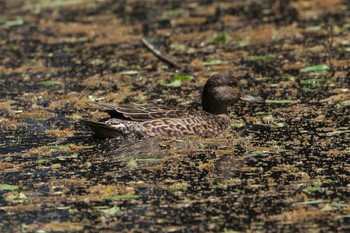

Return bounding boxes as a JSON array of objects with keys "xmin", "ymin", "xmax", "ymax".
[{"xmin": 82, "ymin": 73, "xmax": 265, "ymax": 138}]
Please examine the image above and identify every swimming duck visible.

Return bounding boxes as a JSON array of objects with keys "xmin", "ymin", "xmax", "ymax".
[{"xmin": 82, "ymin": 73, "xmax": 265, "ymax": 138}]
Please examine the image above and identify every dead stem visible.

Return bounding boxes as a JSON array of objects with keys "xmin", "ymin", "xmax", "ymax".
[{"xmin": 141, "ymin": 38, "xmax": 181, "ymax": 69}]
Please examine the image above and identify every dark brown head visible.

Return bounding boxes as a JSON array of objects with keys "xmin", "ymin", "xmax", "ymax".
[{"xmin": 201, "ymin": 73, "xmax": 265, "ymax": 114}]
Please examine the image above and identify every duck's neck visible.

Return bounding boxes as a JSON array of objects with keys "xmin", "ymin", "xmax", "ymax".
[{"xmin": 202, "ymin": 97, "xmax": 228, "ymax": 115}]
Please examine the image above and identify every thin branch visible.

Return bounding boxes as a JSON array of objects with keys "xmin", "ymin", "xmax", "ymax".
[
  {"xmin": 323, "ymin": 24, "xmax": 335, "ymax": 78},
  {"xmin": 141, "ymin": 38, "xmax": 181, "ymax": 69}
]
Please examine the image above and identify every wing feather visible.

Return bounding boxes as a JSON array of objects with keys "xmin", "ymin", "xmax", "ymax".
[{"xmin": 91, "ymin": 102, "xmax": 192, "ymax": 121}]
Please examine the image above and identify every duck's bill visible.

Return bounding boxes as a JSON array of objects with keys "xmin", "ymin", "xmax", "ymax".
[{"xmin": 240, "ymin": 94, "xmax": 265, "ymax": 104}]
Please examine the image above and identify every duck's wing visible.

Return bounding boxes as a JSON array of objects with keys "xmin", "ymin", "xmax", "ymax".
[{"xmin": 91, "ymin": 102, "xmax": 191, "ymax": 121}]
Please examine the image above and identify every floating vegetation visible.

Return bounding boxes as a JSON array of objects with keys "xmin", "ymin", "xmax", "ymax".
[
  {"xmin": 300, "ymin": 79, "xmax": 327, "ymax": 84},
  {"xmin": 161, "ymin": 8, "xmax": 186, "ymax": 20},
  {"xmin": 168, "ymin": 182, "xmax": 188, "ymax": 193},
  {"xmin": 46, "ymin": 145, "xmax": 70, "ymax": 149},
  {"xmin": 103, "ymin": 195, "xmax": 140, "ymax": 200},
  {"xmin": 326, "ymin": 129, "xmax": 350, "ymax": 136},
  {"xmin": 212, "ymin": 32, "xmax": 230, "ymax": 45},
  {"xmin": 36, "ymin": 80, "xmax": 62, "ymax": 86},
  {"xmin": 98, "ymin": 206, "xmax": 121, "ymax": 217},
  {"xmin": 303, "ymin": 186, "xmax": 322, "ymax": 192},
  {"xmin": 203, "ymin": 59, "xmax": 224, "ymax": 66},
  {"xmin": 0, "ymin": 18, "xmax": 24, "ymax": 27},
  {"xmin": 160, "ymin": 75, "xmax": 193, "ymax": 87},
  {"xmin": 173, "ymin": 75, "xmax": 194, "ymax": 81},
  {"xmin": 339, "ymin": 100, "xmax": 350, "ymax": 106},
  {"xmin": 265, "ymin": 99, "xmax": 294, "ymax": 104},
  {"xmin": 160, "ymin": 80, "xmax": 182, "ymax": 87},
  {"xmin": 34, "ymin": 0, "xmax": 85, "ymax": 8},
  {"xmin": 300, "ymin": 64, "xmax": 329, "ymax": 73},
  {"xmin": 0, "ymin": 184, "xmax": 20, "ymax": 191},
  {"xmin": 250, "ymin": 150, "xmax": 271, "ymax": 156},
  {"xmin": 248, "ymin": 55, "xmax": 274, "ymax": 62},
  {"xmin": 321, "ymin": 203, "xmax": 349, "ymax": 211},
  {"xmin": 231, "ymin": 121, "xmax": 244, "ymax": 127},
  {"xmin": 1, "ymin": 0, "xmax": 349, "ymax": 232},
  {"xmin": 170, "ymin": 43, "xmax": 186, "ymax": 52},
  {"xmin": 301, "ymin": 87, "xmax": 320, "ymax": 92},
  {"xmin": 297, "ymin": 199, "xmax": 325, "ymax": 205},
  {"xmin": 120, "ymin": 70, "xmax": 139, "ymax": 75},
  {"xmin": 5, "ymin": 192, "xmax": 27, "ymax": 203}
]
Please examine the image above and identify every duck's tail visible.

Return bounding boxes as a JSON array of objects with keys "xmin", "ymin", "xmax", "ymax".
[{"xmin": 81, "ymin": 120, "xmax": 124, "ymax": 138}]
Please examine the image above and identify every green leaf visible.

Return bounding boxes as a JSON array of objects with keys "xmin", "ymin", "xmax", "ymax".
[
  {"xmin": 160, "ymin": 80, "xmax": 182, "ymax": 87},
  {"xmin": 332, "ymin": 202, "xmax": 349, "ymax": 208},
  {"xmin": 160, "ymin": 75, "xmax": 193, "ymax": 87},
  {"xmin": 273, "ymin": 122, "xmax": 285, "ymax": 127},
  {"xmin": 305, "ymin": 26, "xmax": 322, "ymax": 32},
  {"xmin": 300, "ymin": 79, "xmax": 327, "ymax": 84},
  {"xmin": 161, "ymin": 8, "xmax": 185, "ymax": 20},
  {"xmin": 0, "ymin": 184, "xmax": 19, "ymax": 191},
  {"xmin": 265, "ymin": 99, "xmax": 294, "ymax": 104},
  {"xmin": 321, "ymin": 204, "xmax": 334, "ymax": 211},
  {"xmin": 300, "ymin": 64, "xmax": 329, "ymax": 73},
  {"xmin": 237, "ymin": 40, "xmax": 249, "ymax": 47},
  {"xmin": 127, "ymin": 159, "xmax": 137, "ymax": 168},
  {"xmin": 297, "ymin": 199, "xmax": 324, "ymax": 205},
  {"xmin": 173, "ymin": 75, "xmax": 193, "ymax": 81},
  {"xmin": 211, "ymin": 183, "xmax": 224, "ymax": 189},
  {"xmin": 326, "ymin": 130, "xmax": 350, "ymax": 136},
  {"xmin": 103, "ymin": 195, "xmax": 139, "ymax": 200},
  {"xmin": 17, "ymin": 192, "xmax": 27, "ymax": 199},
  {"xmin": 10, "ymin": 44, "xmax": 19, "ymax": 51},
  {"xmin": 120, "ymin": 70, "xmax": 139, "ymax": 75},
  {"xmin": 99, "ymin": 206, "xmax": 121, "ymax": 216},
  {"xmin": 203, "ymin": 59, "xmax": 223, "ymax": 66},
  {"xmin": 170, "ymin": 43, "xmax": 186, "ymax": 52},
  {"xmin": 339, "ymin": 100, "xmax": 350, "ymax": 106},
  {"xmin": 168, "ymin": 182, "xmax": 188, "ymax": 193},
  {"xmin": 38, "ymin": 0, "xmax": 85, "ymax": 7},
  {"xmin": 301, "ymin": 87, "xmax": 320, "ymax": 92},
  {"xmin": 3, "ymin": 18, "xmax": 24, "ymax": 27},
  {"xmin": 5, "ymin": 192, "xmax": 27, "ymax": 202},
  {"xmin": 212, "ymin": 33, "xmax": 230, "ymax": 45},
  {"xmin": 250, "ymin": 150, "xmax": 270, "ymax": 155},
  {"xmin": 321, "ymin": 202, "xmax": 349, "ymax": 211},
  {"xmin": 249, "ymin": 55, "xmax": 274, "ymax": 62},
  {"xmin": 231, "ymin": 121, "xmax": 244, "ymax": 127},
  {"xmin": 303, "ymin": 186, "xmax": 322, "ymax": 192},
  {"xmin": 36, "ymin": 80, "xmax": 62, "ymax": 86}
]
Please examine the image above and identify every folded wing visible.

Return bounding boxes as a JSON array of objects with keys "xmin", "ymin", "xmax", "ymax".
[{"xmin": 91, "ymin": 102, "xmax": 192, "ymax": 121}]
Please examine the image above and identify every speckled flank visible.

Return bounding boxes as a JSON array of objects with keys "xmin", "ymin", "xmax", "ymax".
[
  {"xmin": 83, "ymin": 73, "xmax": 264, "ymax": 138},
  {"xmin": 141, "ymin": 114, "xmax": 230, "ymax": 137}
]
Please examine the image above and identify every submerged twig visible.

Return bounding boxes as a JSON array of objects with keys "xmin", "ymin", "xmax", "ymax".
[{"xmin": 141, "ymin": 38, "xmax": 181, "ymax": 69}]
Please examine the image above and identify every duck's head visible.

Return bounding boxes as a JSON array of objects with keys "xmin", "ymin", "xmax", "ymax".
[{"xmin": 202, "ymin": 73, "xmax": 265, "ymax": 114}]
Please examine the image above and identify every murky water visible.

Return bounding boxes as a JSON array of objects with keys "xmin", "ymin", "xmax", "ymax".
[{"xmin": 0, "ymin": 0, "xmax": 349, "ymax": 232}]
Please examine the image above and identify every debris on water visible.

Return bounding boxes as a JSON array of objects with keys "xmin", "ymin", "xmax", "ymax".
[{"xmin": 0, "ymin": 0, "xmax": 349, "ymax": 232}]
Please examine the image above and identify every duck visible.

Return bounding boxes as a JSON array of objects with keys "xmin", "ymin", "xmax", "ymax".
[{"xmin": 82, "ymin": 73, "xmax": 265, "ymax": 138}]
